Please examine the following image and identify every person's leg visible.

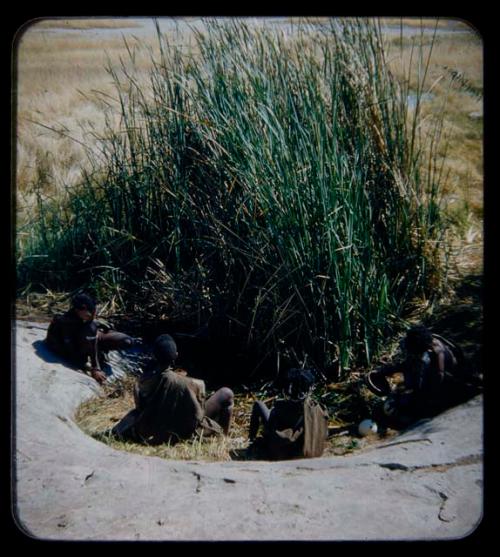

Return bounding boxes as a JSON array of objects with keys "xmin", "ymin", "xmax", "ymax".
[
  {"xmin": 205, "ymin": 387, "xmax": 234, "ymax": 434},
  {"xmin": 112, "ymin": 408, "xmax": 140, "ymax": 440},
  {"xmin": 97, "ymin": 330, "xmax": 135, "ymax": 353},
  {"xmin": 248, "ymin": 400, "xmax": 271, "ymax": 441},
  {"xmin": 391, "ymin": 392, "xmax": 426, "ymax": 425},
  {"xmin": 72, "ymin": 320, "xmax": 99, "ymax": 368}
]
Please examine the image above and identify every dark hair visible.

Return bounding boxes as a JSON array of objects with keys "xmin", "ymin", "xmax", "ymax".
[
  {"xmin": 71, "ymin": 293, "xmax": 96, "ymax": 313},
  {"xmin": 282, "ymin": 368, "xmax": 317, "ymax": 400},
  {"xmin": 153, "ymin": 334, "xmax": 178, "ymax": 366},
  {"xmin": 404, "ymin": 325, "xmax": 433, "ymax": 354}
]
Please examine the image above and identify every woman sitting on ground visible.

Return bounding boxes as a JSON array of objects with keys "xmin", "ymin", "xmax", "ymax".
[
  {"xmin": 366, "ymin": 325, "xmax": 482, "ymax": 422},
  {"xmin": 45, "ymin": 293, "xmax": 138, "ymax": 384},
  {"xmin": 112, "ymin": 334, "xmax": 234, "ymax": 445},
  {"xmin": 248, "ymin": 368, "xmax": 329, "ymax": 460}
]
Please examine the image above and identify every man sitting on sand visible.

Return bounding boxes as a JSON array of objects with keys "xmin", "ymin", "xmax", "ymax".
[
  {"xmin": 366, "ymin": 325, "xmax": 482, "ymax": 422},
  {"xmin": 112, "ymin": 334, "xmax": 234, "ymax": 445},
  {"xmin": 45, "ymin": 293, "xmax": 137, "ymax": 384},
  {"xmin": 248, "ymin": 368, "xmax": 329, "ymax": 460}
]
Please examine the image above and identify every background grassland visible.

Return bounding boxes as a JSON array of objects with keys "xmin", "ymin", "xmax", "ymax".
[
  {"xmin": 15, "ymin": 18, "xmax": 483, "ymax": 382},
  {"xmin": 31, "ymin": 18, "xmax": 143, "ymax": 30}
]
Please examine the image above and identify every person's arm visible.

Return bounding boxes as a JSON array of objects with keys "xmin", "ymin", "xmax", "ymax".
[
  {"xmin": 90, "ymin": 368, "xmax": 106, "ymax": 384},
  {"xmin": 435, "ymin": 349, "xmax": 446, "ymax": 385},
  {"xmin": 45, "ymin": 314, "xmax": 71, "ymax": 353},
  {"xmin": 249, "ymin": 401, "xmax": 270, "ymax": 440},
  {"xmin": 45, "ymin": 317, "xmax": 61, "ymax": 351},
  {"xmin": 375, "ymin": 362, "xmax": 401, "ymax": 377},
  {"xmin": 84, "ymin": 320, "xmax": 106, "ymax": 384},
  {"xmin": 133, "ymin": 381, "xmax": 142, "ymax": 410},
  {"xmin": 89, "ymin": 340, "xmax": 100, "ymax": 370}
]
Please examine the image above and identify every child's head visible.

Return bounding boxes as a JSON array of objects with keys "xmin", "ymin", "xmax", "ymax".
[
  {"xmin": 153, "ymin": 334, "xmax": 179, "ymax": 367},
  {"xmin": 282, "ymin": 368, "xmax": 317, "ymax": 401},
  {"xmin": 403, "ymin": 325, "xmax": 433, "ymax": 355},
  {"xmin": 71, "ymin": 293, "xmax": 97, "ymax": 321}
]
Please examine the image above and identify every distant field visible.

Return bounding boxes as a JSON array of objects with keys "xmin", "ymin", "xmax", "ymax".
[
  {"xmin": 26, "ymin": 18, "xmax": 143, "ymax": 30},
  {"xmin": 15, "ymin": 18, "xmax": 482, "ymax": 185},
  {"xmin": 15, "ymin": 20, "xmax": 159, "ymax": 215},
  {"xmin": 380, "ymin": 17, "xmax": 475, "ymax": 30}
]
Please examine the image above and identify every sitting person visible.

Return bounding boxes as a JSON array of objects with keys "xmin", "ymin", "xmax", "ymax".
[
  {"xmin": 248, "ymin": 368, "xmax": 329, "ymax": 460},
  {"xmin": 45, "ymin": 293, "xmax": 137, "ymax": 384},
  {"xmin": 112, "ymin": 334, "xmax": 234, "ymax": 445},
  {"xmin": 366, "ymin": 325, "xmax": 482, "ymax": 422}
]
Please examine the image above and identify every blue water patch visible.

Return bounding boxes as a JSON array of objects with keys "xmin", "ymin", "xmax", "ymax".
[
  {"xmin": 101, "ymin": 342, "xmax": 154, "ymax": 381},
  {"xmin": 407, "ymin": 92, "xmax": 434, "ymax": 110}
]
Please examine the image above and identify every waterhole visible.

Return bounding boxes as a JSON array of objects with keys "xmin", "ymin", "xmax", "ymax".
[{"xmin": 74, "ymin": 335, "xmax": 400, "ymax": 463}]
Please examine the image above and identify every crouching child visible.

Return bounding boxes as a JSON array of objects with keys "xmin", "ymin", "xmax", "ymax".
[
  {"xmin": 248, "ymin": 368, "xmax": 329, "ymax": 460},
  {"xmin": 112, "ymin": 334, "xmax": 234, "ymax": 445},
  {"xmin": 365, "ymin": 325, "xmax": 482, "ymax": 425},
  {"xmin": 45, "ymin": 293, "xmax": 138, "ymax": 384}
]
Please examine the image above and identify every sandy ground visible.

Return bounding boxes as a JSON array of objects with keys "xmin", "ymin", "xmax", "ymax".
[{"xmin": 12, "ymin": 320, "xmax": 483, "ymax": 541}]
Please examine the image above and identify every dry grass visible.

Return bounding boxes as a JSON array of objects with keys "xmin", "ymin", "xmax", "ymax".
[
  {"xmin": 15, "ymin": 20, "xmax": 163, "ymax": 216},
  {"xmin": 14, "ymin": 19, "xmax": 206, "ymax": 228},
  {"xmin": 30, "ymin": 18, "xmax": 143, "ymax": 30},
  {"xmin": 76, "ymin": 374, "xmax": 262, "ymax": 461},
  {"xmin": 379, "ymin": 17, "xmax": 475, "ymax": 31},
  {"xmin": 381, "ymin": 29, "xmax": 483, "ymax": 277},
  {"xmin": 285, "ymin": 17, "xmax": 472, "ymax": 31},
  {"xmin": 75, "ymin": 371, "xmax": 398, "ymax": 462},
  {"xmin": 14, "ymin": 20, "xmax": 483, "ymax": 327}
]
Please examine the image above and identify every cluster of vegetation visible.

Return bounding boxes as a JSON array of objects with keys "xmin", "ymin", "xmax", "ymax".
[{"xmin": 17, "ymin": 19, "xmax": 449, "ymax": 381}]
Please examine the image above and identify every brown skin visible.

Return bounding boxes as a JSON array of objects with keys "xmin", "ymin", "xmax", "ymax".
[
  {"xmin": 144, "ymin": 344, "xmax": 234, "ymax": 436},
  {"xmin": 204, "ymin": 387, "xmax": 234, "ymax": 435},
  {"xmin": 90, "ymin": 368, "xmax": 107, "ymax": 384},
  {"xmin": 168, "ymin": 348, "xmax": 235, "ymax": 435},
  {"xmin": 370, "ymin": 335, "xmax": 462, "ymax": 421},
  {"xmin": 46, "ymin": 304, "xmax": 135, "ymax": 385},
  {"xmin": 375, "ymin": 337, "xmax": 454, "ymax": 393},
  {"xmin": 74, "ymin": 307, "xmax": 106, "ymax": 384}
]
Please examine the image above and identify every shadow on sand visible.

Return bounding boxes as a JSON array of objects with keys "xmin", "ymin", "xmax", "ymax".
[
  {"xmin": 32, "ymin": 339, "xmax": 115, "ymax": 378},
  {"xmin": 32, "ymin": 339, "xmax": 79, "ymax": 369}
]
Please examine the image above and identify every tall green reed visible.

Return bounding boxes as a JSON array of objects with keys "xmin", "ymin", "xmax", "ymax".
[{"xmin": 17, "ymin": 19, "xmax": 447, "ymax": 378}]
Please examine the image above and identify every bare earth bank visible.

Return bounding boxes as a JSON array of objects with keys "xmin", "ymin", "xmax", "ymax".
[{"xmin": 13, "ymin": 321, "xmax": 483, "ymax": 541}]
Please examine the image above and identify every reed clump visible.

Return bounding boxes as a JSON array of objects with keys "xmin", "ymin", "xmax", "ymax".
[{"xmin": 17, "ymin": 19, "xmax": 449, "ymax": 380}]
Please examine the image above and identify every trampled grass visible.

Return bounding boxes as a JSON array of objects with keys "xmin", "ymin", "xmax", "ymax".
[
  {"xmin": 75, "ymin": 370, "xmax": 393, "ymax": 461},
  {"xmin": 31, "ymin": 18, "xmax": 143, "ymax": 30},
  {"xmin": 15, "ymin": 18, "xmax": 483, "ymax": 382},
  {"xmin": 76, "ymin": 375, "xmax": 253, "ymax": 462}
]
